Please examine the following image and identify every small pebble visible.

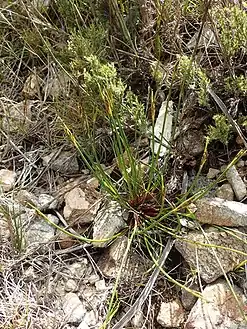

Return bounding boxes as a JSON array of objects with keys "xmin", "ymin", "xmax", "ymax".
[
  {"xmin": 226, "ymin": 165, "xmax": 246, "ymax": 201},
  {"xmin": 216, "ymin": 184, "xmax": 234, "ymax": 201},
  {"xmin": 207, "ymin": 168, "xmax": 220, "ymax": 179},
  {"xmin": 0, "ymin": 169, "xmax": 16, "ymax": 192},
  {"xmin": 236, "ymin": 160, "xmax": 245, "ymax": 168}
]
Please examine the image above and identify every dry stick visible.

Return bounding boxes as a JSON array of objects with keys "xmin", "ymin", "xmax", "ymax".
[
  {"xmin": 207, "ymin": 87, "xmax": 247, "ymax": 149},
  {"xmin": 111, "ymin": 238, "xmax": 174, "ymax": 329}
]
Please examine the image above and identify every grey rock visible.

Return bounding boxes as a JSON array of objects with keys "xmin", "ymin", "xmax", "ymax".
[
  {"xmin": 1, "ymin": 99, "xmax": 33, "ymax": 134},
  {"xmin": 157, "ymin": 299, "xmax": 185, "ymax": 328},
  {"xmin": 184, "ymin": 279, "xmax": 247, "ymax": 329},
  {"xmin": 237, "ymin": 160, "xmax": 245, "ymax": 168},
  {"xmin": 93, "ymin": 200, "xmax": 127, "ymax": 248},
  {"xmin": 226, "ymin": 165, "xmax": 246, "ymax": 200},
  {"xmin": 38, "ymin": 194, "xmax": 58, "ymax": 211},
  {"xmin": 32, "ymin": 0, "xmax": 51, "ymax": 11},
  {"xmin": 63, "ymin": 293, "xmax": 86, "ymax": 324},
  {"xmin": 22, "ymin": 73, "xmax": 41, "ymax": 97},
  {"xmin": 0, "ymin": 169, "xmax": 16, "ymax": 192},
  {"xmin": 16, "ymin": 191, "xmax": 58, "ymax": 211},
  {"xmin": 43, "ymin": 151, "xmax": 79, "ymax": 175},
  {"xmin": 216, "ymin": 184, "xmax": 234, "ymax": 201},
  {"xmin": 0, "ymin": 198, "xmax": 36, "ymax": 245},
  {"xmin": 25, "ymin": 214, "xmax": 58, "ymax": 249},
  {"xmin": 64, "ymin": 259, "xmax": 91, "ymax": 279},
  {"xmin": 0, "ymin": 219, "xmax": 10, "ymax": 242},
  {"xmin": 175, "ymin": 228, "xmax": 247, "ymax": 283},
  {"xmin": 181, "ymin": 282, "xmax": 199, "ymax": 310},
  {"xmin": 187, "ymin": 24, "xmax": 218, "ymax": 50},
  {"xmin": 181, "ymin": 130, "xmax": 205, "ymax": 156},
  {"xmin": 98, "ymin": 235, "xmax": 150, "ymax": 280},
  {"xmin": 207, "ymin": 168, "xmax": 220, "ymax": 179},
  {"xmin": 16, "ymin": 190, "xmax": 40, "ymax": 208},
  {"xmin": 44, "ymin": 69, "xmax": 70, "ymax": 98},
  {"xmin": 195, "ymin": 197, "xmax": 247, "ymax": 226}
]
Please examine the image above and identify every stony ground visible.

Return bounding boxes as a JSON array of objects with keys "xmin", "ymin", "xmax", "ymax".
[{"xmin": 1, "ymin": 1, "xmax": 247, "ymax": 329}]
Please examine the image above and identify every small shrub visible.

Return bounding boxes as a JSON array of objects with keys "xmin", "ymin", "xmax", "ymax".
[
  {"xmin": 178, "ymin": 55, "xmax": 210, "ymax": 106},
  {"xmin": 67, "ymin": 24, "xmax": 108, "ymax": 73},
  {"xmin": 208, "ymin": 114, "xmax": 232, "ymax": 145},
  {"xmin": 225, "ymin": 75, "xmax": 247, "ymax": 96},
  {"xmin": 213, "ymin": 6, "xmax": 247, "ymax": 57}
]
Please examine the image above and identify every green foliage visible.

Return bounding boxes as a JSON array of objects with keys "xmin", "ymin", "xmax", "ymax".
[
  {"xmin": 214, "ymin": 6, "xmax": 247, "ymax": 57},
  {"xmin": 208, "ymin": 114, "xmax": 233, "ymax": 145},
  {"xmin": 80, "ymin": 55, "xmax": 146, "ymax": 130},
  {"xmin": 225, "ymin": 75, "xmax": 247, "ymax": 96},
  {"xmin": 56, "ymin": 0, "xmax": 99, "ymax": 31},
  {"xmin": 68, "ymin": 24, "xmax": 108, "ymax": 74},
  {"xmin": 178, "ymin": 55, "xmax": 210, "ymax": 106},
  {"xmin": 182, "ymin": 0, "xmax": 205, "ymax": 18}
]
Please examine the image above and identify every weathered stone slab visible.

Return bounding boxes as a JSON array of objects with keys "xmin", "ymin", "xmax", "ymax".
[
  {"xmin": 175, "ymin": 228, "xmax": 247, "ymax": 283},
  {"xmin": 195, "ymin": 197, "xmax": 247, "ymax": 226}
]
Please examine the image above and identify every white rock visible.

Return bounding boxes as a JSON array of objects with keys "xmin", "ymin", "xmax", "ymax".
[
  {"xmin": 0, "ymin": 169, "xmax": 16, "ymax": 192},
  {"xmin": 157, "ymin": 299, "xmax": 185, "ymax": 327},
  {"xmin": 216, "ymin": 184, "xmax": 234, "ymax": 201},
  {"xmin": 131, "ymin": 310, "xmax": 144, "ymax": 328},
  {"xmin": 226, "ymin": 165, "xmax": 246, "ymax": 200},
  {"xmin": 65, "ymin": 279, "xmax": 78, "ymax": 292},
  {"xmin": 207, "ymin": 168, "xmax": 220, "ymax": 179},
  {"xmin": 77, "ymin": 322, "xmax": 89, "ymax": 329},
  {"xmin": 95, "ymin": 279, "xmax": 106, "ymax": 291},
  {"xmin": 175, "ymin": 228, "xmax": 247, "ymax": 283},
  {"xmin": 79, "ymin": 310, "xmax": 98, "ymax": 328},
  {"xmin": 195, "ymin": 197, "xmax": 247, "ymax": 226},
  {"xmin": 93, "ymin": 200, "xmax": 127, "ymax": 247},
  {"xmin": 184, "ymin": 279, "xmax": 247, "ymax": 329},
  {"xmin": 63, "ymin": 293, "xmax": 86, "ymax": 324},
  {"xmin": 64, "ymin": 187, "xmax": 89, "ymax": 220},
  {"xmin": 152, "ymin": 100, "xmax": 173, "ymax": 157}
]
